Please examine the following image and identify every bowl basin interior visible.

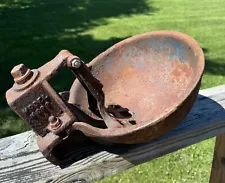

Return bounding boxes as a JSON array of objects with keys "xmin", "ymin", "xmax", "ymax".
[{"xmin": 71, "ymin": 32, "xmax": 203, "ymax": 125}]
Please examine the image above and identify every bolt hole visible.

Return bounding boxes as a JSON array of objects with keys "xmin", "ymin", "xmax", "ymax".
[
  {"xmin": 106, "ymin": 104, "xmax": 132, "ymax": 119},
  {"xmin": 129, "ymin": 120, "xmax": 136, "ymax": 125}
]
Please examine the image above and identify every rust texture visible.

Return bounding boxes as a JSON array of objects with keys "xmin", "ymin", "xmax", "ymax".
[{"xmin": 6, "ymin": 31, "xmax": 204, "ymax": 164}]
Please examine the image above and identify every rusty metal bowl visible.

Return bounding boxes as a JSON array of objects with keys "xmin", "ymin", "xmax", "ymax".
[{"xmin": 69, "ymin": 31, "xmax": 205, "ymax": 144}]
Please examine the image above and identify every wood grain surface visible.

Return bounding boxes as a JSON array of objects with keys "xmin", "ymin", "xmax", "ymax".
[
  {"xmin": 0, "ymin": 85, "xmax": 225, "ymax": 183},
  {"xmin": 210, "ymin": 133, "xmax": 225, "ymax": 183}
]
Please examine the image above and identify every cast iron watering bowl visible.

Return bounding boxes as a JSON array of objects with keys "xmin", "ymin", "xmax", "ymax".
[{"xmin": 69, "ymin": 31, "xmax": 205, "ymax": 144}]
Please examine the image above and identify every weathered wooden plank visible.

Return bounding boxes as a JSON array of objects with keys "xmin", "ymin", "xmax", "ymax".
[
  {"xmin": 0, "ymin": 84, "xmax": 225, "ymax": 183},
  {"xmin": 209, "ymin": 134, "xmax": 225, "ymax": 183}
]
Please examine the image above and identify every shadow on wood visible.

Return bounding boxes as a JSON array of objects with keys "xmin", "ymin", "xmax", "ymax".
[
  {"xmin": 1, "ymin": 85, "xmax": 225, "ymax": 183},
  {"xmin": 55, "ymin": 94, "xmax": 225, "ymax": 168}
]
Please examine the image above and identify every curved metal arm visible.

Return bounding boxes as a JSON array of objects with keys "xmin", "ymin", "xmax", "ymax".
[{"xmin": 66, "ymin": 57, "xmax": 123, "ymax": 128}]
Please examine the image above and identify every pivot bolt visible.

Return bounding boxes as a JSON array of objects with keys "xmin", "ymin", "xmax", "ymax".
[
  {"xmin": 11, "ymin": 64, "xmax": 33, "ymax": 84},
  {"xmin": 71, "ymin": 59, "xmax": 81, "ymax": 68}
]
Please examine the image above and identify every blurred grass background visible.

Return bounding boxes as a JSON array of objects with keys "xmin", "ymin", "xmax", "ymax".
[{"xmin": 0, "ymin": 0, "xmax": 225, "ymax": 182}]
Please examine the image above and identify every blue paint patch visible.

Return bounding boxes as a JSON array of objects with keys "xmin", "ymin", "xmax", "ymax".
[
  {"xmin": 105, "ymin": 59, "xmax": 114, "ymax": 72},
  {"xmin": 135, "ymin": 60, "xmax": 146, "ymax": 69},
  {"xmin": 147, "ymin": 38, "xmax": 168, "ymax": 52},
  {"xmin": 167, "ymin": 39, "xmax": 186, "ymax": 63},
  {"xmin": 159, "ymin": 44, "xmax": 167, "ymax": 50}
]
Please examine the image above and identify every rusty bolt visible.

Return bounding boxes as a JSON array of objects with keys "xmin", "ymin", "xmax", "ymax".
[
  {"xmin": 72, "ymin": 59, "xmax": 81, "ymax": 68},
  {"xmin": 49, "ymin": 116, "xmax": 62, "ymax": 130},
  {"xmin": 11, "ymin": 64, "xmax": 28, "ymax": 79},
  {"xmin": 11, "ymin": 64, "xmax": 32, "ymax": 84}
]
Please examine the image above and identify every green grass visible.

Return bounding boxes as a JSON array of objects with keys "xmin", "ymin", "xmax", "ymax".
[{"xmin": 0, "ymin": 0, "xmax": 225, "ymax": 182}]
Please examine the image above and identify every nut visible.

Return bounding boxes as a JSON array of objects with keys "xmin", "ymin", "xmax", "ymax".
[
  {"xmin": 11, "ymin": 64, "xmax": 28, "ymax": 79},
  {"xmin": 11, "ymin": 64, "xmax": 33, "ymax": 84},
  {"xmin": 72, "ymin": 59, "xmax": 81, "ymax": 68},
  {"xmin": 49, "ymin": 116, "xmax": 62, "ymax": 130}
]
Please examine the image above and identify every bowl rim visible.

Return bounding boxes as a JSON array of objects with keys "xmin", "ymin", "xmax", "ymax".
[{"xmin": 71, "ymin": 30, "xmax": 205, "ymax": 138}]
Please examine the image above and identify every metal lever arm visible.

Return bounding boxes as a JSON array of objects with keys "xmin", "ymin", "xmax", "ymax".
[
  {"xmin": 66, "ymin": 57, "xmax": 123, "ymax": 128},
  {"xmin": 37, "ymin": 50, "xmax": 123, "ymax": 128}
]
